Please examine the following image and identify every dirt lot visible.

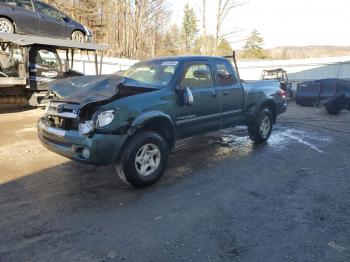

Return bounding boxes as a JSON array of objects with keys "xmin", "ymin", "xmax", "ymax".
[{"xmin": 0, "ymin": 103, "xmax": 349, "ymax": 262}]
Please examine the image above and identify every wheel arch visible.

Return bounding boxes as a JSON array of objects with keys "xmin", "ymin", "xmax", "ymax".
[
  {"xmin": 260, "ymin": 100, "xmax": 277, "ymax": 123},
  {"xmin": 0, "ymin": 15, "xmax": 16, "ymax": 32},
  {"xmin": 130, "ymin": 111, "xmax": 176, "ymax": 152},
  {"xmin": 71, "ymin": 29, "xmax": 86, "ymax": 36}
]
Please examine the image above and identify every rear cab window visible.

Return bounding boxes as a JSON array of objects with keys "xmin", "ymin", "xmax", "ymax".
[{"xmin": 214, "ymin": 60, "xmax": 237, "ymax": 86}]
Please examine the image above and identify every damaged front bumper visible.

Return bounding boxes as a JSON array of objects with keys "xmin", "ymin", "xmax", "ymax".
[{"xmin": 37, "ymin": 118, "xmax": 128, "ymax": 165}]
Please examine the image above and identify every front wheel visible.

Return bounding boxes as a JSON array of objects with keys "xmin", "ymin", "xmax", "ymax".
[
  {"xmin": 248, "ymin": 107, "xmax": 273, "ymax": 144},
  {"xmin": 71, "ymin": 30, "xmax": 85, "ymax": 43},
  {"xmin": 0, "ymin": 18, "xmax": 14, "ymax": 34},
  {"xmin": 116, "ymin": 131, "xmax": 170, "ymax": 188}
]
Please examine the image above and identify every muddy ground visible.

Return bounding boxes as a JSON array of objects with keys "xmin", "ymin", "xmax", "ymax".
[{"xmin": 0, "ymin": 103, "xmax": 349, "ymax": 262}]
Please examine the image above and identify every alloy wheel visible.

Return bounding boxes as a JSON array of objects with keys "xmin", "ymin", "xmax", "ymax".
[
  {"xmin": 134, "ymin": 143, "xmax": 161, "ymax": 177},
  {"xmin": 259, "ymin": 115, "xmax": 271, "ymax": 138},
  {"xmin": 72, "ymin": 31, "xmax": 85, "ymax": 43},
  {"xmin": 0, "ymin": 21, "xmax": 12, "ymax": 33}
]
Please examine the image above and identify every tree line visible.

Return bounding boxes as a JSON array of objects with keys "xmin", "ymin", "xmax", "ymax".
[
  {"xmin": 44, "ymin": 0, "xmax": 275, "ymax": 60},
  {"xmin": 44, "ymin": 0, "xmax": 249, "ymax": 59}
]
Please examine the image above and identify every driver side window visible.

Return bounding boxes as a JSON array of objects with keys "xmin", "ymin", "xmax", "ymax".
[{"xmin": 181, "ymin": 64, "xmax": 213, "ymax": 89}]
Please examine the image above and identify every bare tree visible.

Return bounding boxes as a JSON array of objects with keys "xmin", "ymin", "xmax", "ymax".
[
  {"xmin": 201, "ymin": 0, "xmax": 207, "ymax": 55},
  {"xmin": 213, "ymin": 0, "xmax": 243, "ymax": 55}
]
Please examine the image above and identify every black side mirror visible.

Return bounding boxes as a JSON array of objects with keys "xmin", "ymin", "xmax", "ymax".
[
  {"xmin": 183, "ymin": 87, "xmax": 194, "ymax": 106},
  {"xmin": 62, "ymin": 16, "xmax": 70, "ymax": 23},
  {"xmin": 193, "ymin": 69, "xmax": 210, "ymax": 79}
]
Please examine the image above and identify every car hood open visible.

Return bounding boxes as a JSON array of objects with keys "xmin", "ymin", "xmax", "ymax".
[{"xmin": 47, "ymin": 75, "xmax": 159, "ymax": 108}]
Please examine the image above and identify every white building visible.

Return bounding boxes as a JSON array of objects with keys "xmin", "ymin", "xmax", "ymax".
[{"xmin": 69, "ymin": 54, "xmax": 350, "ymax": 91}]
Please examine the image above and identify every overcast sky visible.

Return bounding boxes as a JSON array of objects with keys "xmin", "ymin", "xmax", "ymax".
[{"xmin": 171, "ymin": 0, "xmax": 350, "ymax": 49}]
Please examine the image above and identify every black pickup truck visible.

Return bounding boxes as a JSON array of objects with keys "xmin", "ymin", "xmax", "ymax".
[{"xmin": 38, "ymin": 55, "xmax": 288, "ymax": 187}]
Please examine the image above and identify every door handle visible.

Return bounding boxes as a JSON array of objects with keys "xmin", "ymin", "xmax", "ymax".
[{"xmin": 40, "ymin": 16, "xmax": 47, "ymax": 20}]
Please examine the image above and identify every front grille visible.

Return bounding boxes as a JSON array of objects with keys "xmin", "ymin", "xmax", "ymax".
[
  {"xmin": 48, "ymin": 102, "xmax": 79, "ymax": 115},
  {"xmin": 47, "ymin": 115, "xmax": 79, "ymax": 131},
  {"xmin": 46, "ymin": 102, "xmax": 80, "ymax": 131}
]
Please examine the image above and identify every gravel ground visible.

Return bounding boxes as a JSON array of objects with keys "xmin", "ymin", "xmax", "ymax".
[{"xmin": 0, "ymin": 103, "xmax": 349, "ymax": 262}]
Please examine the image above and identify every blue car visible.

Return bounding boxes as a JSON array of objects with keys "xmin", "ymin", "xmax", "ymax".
[{"xmin": 0, "ymin": 0, "xmax": 93, "ymax": 42}]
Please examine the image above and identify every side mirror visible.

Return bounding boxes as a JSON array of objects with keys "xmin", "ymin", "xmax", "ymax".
[
  {"xmin": 183, "ymin": 87, "xmax": 194, "ymax": 106},
  {"xmin": 193, "ymin": 69, "xmax": 209, "ymax": 79}
]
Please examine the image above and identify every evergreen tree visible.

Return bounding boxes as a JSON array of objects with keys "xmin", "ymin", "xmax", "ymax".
[
  {"xmin": 243, "ymin": 29, "xmax": 267, "ymax": 59},
  {"xmin": 182, "ymin": 4, "xmax": 198, "ymax": 53}
]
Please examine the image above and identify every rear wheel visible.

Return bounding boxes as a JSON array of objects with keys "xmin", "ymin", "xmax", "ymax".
[
  {"xmin": 115, "ymin": 131, "xmax": 169, "ymax": 188},
  {"xmin": 0, "ymin": 18, "xmax": 14, "ymax": 34},
  {"xmin": 248, "ymin": 107, "xmax": 273, "ymax": 144},
  {"xmin": 71, "ymin": 30, "xmax": 85, "ymax": 43}
]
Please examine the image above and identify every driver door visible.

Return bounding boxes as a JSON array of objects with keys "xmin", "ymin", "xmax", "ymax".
[
  {"xmin": 29, "ymin": 46, "xmax": 63, "ymax": 90},
  {"xmin": 175, "ymin": 62, "xmax": 222, "ymax": 138}
]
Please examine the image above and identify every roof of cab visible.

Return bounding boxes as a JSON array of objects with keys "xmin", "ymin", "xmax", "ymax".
[{"xmin": 148, "ymin": 55, "xmax": 231, "ymax": 62}]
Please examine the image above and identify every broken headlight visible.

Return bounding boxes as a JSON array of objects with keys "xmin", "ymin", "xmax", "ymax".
[
  {"xmin": 79, "ymin": 120, "xmax": 94, "ymax": 135},
  {"xmin": 96, "ymin": 110, "xmax": 115, "ymax": 128}
]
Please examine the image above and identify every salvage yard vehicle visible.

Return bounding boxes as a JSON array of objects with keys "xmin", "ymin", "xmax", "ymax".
[
  {"xmin": 0, "ymin": 33, "xmax": 107, "ymax": 106},
  {"xmin": 0, "ymin": 0, "xmax": 93, "ymax": 42},
  {"xmin": 38, "ymin": 54, "xmax": 288, "ymax": 188},
  {"xmin": 261, "ymin": 68, "xmax": 291, "ymax": 95},
  {"xmin": 296, "ymin": 78, "xmax": 350, "ymax": 115}
]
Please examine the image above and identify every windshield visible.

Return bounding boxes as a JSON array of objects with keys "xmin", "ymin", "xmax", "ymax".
[{"xmin": 124, "ymin": 60, "xmax": 178, "ymax": 87}]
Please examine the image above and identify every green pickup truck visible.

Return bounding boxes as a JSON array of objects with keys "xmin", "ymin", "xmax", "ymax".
[{"xmin": 38, "ymin": 55, "xmax": 287, "ymax": 187}]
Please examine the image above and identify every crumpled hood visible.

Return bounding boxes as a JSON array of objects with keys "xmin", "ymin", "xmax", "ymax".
[{"xmin": 47, "ymin": 75, "xmax": 159, "ymax": 108}]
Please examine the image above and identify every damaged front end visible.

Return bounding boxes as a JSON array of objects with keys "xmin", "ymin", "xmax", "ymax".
[
  {"xmin": 44, "ymin": 75, "xmax": 157, "ymax": 134},
  {"xmin": 38, "ymin": 75, "xmax": 158, "ymax": 164}
]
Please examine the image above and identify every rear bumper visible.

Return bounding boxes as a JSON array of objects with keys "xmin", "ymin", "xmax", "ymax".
[{"xmin": 37, "ymin": 118, "xmax": 127, "ymax": 165}]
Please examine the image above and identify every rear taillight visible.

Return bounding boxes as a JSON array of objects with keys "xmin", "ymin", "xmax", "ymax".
[{"xmin": 279, "ymin": 89, "xmax": 287, "ymax": 99}]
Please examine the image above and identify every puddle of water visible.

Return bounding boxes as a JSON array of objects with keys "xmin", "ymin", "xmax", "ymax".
[
  {"xmin": 268, "ymin": 125, "xmax": 332, "ymax": 153},
  {"xmin": 168, "ymin": 124, "xmax": 332, "ymax": 178},
  {"xmin": 203, "ymin": 125, "xmax": 332, "ymax": 155}
]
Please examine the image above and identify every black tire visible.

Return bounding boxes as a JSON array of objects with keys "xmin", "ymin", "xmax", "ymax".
[
  {"xmin": 115, "ymin": 131, "xmax": 169, "ymax": 188},
  {"xmin": 0, "ymin": 17, "xmax": 14, "ymax": 34},
  {"xmin": 325, "ymin": 106, "xmax": 342, "ymax": 115},
  {"xmin": 248, "ymin": 107, "xmax": 273, "ymax": 144}
]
